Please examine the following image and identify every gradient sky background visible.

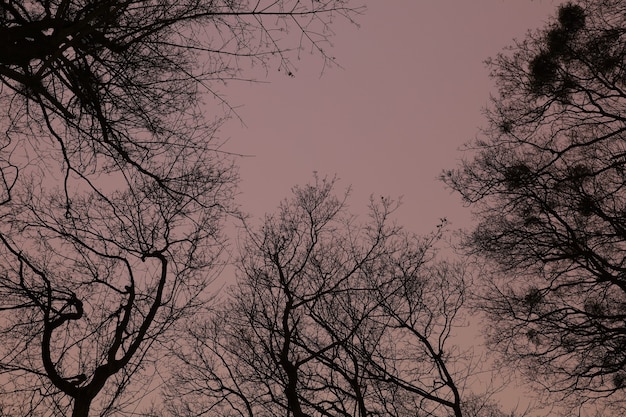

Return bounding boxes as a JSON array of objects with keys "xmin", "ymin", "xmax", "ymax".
[{"xmin": 221, "ymin": 0, "xmax": 564, "ymax": 235}]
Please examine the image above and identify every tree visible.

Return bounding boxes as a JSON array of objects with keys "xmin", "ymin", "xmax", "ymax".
[
  {"xmin": 443, "ymin": 1, "xmax": 626, "ymax": 413},
  {"xmin": 0, "ymin": 0, "xmax": 364, "ymax": 206},
  {"xmin": 0, "ymin": 1, "xmax": 363, "ymax": 415},
  {"xmin": 165, "ymin": 176, "xmax": 502, "ymax": 417},
  {"xmin": 0, "ymin": 142, "xmax": 236, "ymax": 416}
]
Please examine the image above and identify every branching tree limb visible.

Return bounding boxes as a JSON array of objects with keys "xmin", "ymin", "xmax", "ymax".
[{"xmin": 166, "ymin": 176, "xmax": 505, "ymax": 417}]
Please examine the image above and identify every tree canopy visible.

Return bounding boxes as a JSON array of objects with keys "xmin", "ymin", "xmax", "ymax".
[
  {"xmin": 0, "ymin": 1, "xmax": 363, "ymax": 415},
  {"xmin": 444, "ymin": 1, "xmax": 626, "ymax": 414},
  {"xmin": 165, "ymin": 177, "xmax": 497, "ymax": 417},
  {"xmin": 0, "ymin": 0, "xmax": 363, "ymax": 206}
]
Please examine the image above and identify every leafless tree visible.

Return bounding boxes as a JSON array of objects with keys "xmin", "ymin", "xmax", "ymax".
[
  {"xmin": 0, "ymin": 142, "xmax": 236, "ymax": 416},
  {"xmin": 0, "ymin": 1, "xmax": 364, "ymax": 415},
  {"xmin": 0, "ymin": 0, "xmax": 364, "ymax": 207},
  {"xmin": 443, "ymin": 1, "xmax": 626, "ymax": 414},
  {"xmin": 166, "ymin": 176, "xmax": 504, "ymax": 417}
]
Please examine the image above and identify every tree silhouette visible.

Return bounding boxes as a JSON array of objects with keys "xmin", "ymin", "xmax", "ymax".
[
  {"xmin": 165, "ymin": 176, "xmax": 503, "ymax": 417},
  {"xmin": 444, "ymin": 1, "xmax": 626, "ymax": 414},
  {"xmin": 0, "ymin": 0, "xmax": 363, "ymax": 205},
  {"xmin": 0, "ymin": 0, "xmax": 363, "ymax": 415},
  {"xmin": 0, "ymin": 146, "xmax": 236, "ymax": 416}
]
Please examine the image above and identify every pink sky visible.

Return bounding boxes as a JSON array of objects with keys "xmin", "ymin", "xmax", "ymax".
[
  {"xmin": 222, "ymin": 0, "xmax": 563, "ymax": 234},
  {"xmin": 0, "ymin": 2, "xmax": 571, "ymax": 415},
  {"xmin": 217, "ymin": 7, "xmax": 567, "ymax": 408}
]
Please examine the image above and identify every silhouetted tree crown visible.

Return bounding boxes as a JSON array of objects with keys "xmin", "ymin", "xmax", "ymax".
[
  {"xmin": 165, "ymin": 177, "xmax": 509, "ymax": 417},
  {"xmin": 0, "ymin": 0, "xmax": 363, "ymax": 205},
  {"xmin": 0, "ymin": 1, "xmax": 363, "ymax": 416},
  {"xmin": 444, "ymin": 1, "xmax": 626, "ymax": 415}
]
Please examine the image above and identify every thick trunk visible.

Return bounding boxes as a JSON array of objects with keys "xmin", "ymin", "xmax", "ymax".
[
  {"xmin": 72, "ymin": 396, "xmax": 93, "ymax": 417},
  {"xmin": 283, "ymin": 365, "xmax": 307, "ymax": 417}
]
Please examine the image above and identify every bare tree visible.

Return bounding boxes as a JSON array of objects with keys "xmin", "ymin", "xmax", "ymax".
[
  {"xmin": 0, "ymin": 69, "xmax": 237, "ymax": 414},
  {"xmin": 0, "ymin": 0, "xmax": 364, "ymax": 206},
  {"xmin": 166, "ymin": 176, "xmax": 501, "ymax": 417},
  {"xmin": 0, "ymin": 1, "xmax": 364, "ymax": 415},
  {"xmin": 0, "ymin": 144, "xmax": 236, "ymax": 416},
  {"xmin": 443, "ymin": 1, "xmax": 626, "ymax": 414}
]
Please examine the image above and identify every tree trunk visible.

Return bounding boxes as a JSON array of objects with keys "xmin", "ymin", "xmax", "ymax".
[{"xmin": 72, "ymin": 396, "xmax": 93, "ymax": 417}]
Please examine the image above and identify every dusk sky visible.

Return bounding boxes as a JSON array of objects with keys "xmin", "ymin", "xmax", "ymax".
[
  {"xmin": 222, "ymin": 0, "xmax": 564, "ymax": 233},
  {"xmin": 1, "ymin": 2, "xmax": 607, "ymax": 416},
  {"xmin": 217, "ymin": 6, "xmax": 566, "ymax": 407}
]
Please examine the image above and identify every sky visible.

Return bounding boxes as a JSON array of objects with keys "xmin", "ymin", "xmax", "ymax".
[
  {"xmin": 213, "ymin": 4, "xmax": 566, "ymax": 409},
  {"xmin": 0, "ymin": 2, "xmax": 571, "ymax": 414},
  {"xmin": 221, "ymin": 0, "xmax": 564, "ymax": 234}
]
